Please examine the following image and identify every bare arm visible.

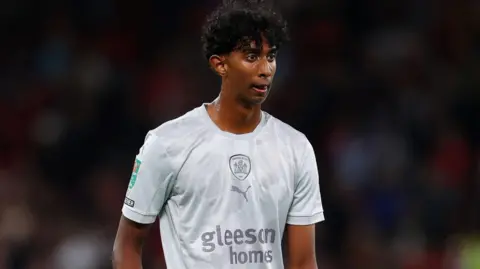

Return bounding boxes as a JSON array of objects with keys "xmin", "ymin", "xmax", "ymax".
[
  {"xmin": 285, "ymin": 224, "xmax": 318, "ymax": 269},
  {"xmin": 112, "ymin": 215, "xmax": 152, "ymax": 269}
]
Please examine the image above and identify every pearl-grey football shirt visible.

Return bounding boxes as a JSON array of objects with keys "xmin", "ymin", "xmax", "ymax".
[{"xmin": 122, "ymin": 104, "xmax": 324, "ymax": 269}]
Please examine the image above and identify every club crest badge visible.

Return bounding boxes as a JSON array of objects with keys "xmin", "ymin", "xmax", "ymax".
[{"xmin": 229, "ymin": 154, "xmax": 251, "ymax": 181}]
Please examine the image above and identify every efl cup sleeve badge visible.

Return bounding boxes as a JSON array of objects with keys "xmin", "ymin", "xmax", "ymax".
[{"xmin": 128, "ymin": 158, "xmax": 142, "ymax": 189}]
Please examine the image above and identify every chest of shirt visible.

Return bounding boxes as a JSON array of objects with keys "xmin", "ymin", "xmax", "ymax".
[{"xmin": 170, "ymin": 137, "xmax": 296, "ymax": 210}]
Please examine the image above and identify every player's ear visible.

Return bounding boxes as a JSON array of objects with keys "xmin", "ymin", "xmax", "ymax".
[{"xmin": 209, "ymin": 55, "xmax": 227, "ymax": 77}]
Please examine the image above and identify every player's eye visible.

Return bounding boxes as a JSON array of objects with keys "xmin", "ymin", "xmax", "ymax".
[
  {"xmin": 267, "ymin": 53, "xmax": 277, "ymax": 62},
  {"xmin": 246, "ymin": 54, "xmax": 258, "ymax": 62}
]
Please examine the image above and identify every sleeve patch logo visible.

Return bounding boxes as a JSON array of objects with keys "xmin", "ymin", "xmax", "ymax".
[
  {"xmin": 124, "ymin": 197, "xmax": 135, "ymax": 207},
  {"xmin": 128, "ymin": 158, "xmax": 141, "ymax": 189}
]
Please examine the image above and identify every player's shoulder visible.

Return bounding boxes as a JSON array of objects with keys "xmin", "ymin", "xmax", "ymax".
[
  {"xmin": 150, "ymin": 106, "xmax": 204, "ymax": 138},
  {"xmin": 135, "ymin": 106, "xmax": 207, "ymax": 171},
  {"xmin": 145, "ymin": 105, "xmax": 207, "ymax": 152},
  {"xmin": 264, "ymin": 111, "xmax": 310, "ymax": 147}
]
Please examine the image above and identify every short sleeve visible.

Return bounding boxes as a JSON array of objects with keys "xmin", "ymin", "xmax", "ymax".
[
  {"xmin": 122, "ymin": 132, "xmax": 176, "ymax": 224},
  {"xmin": 286, "ymin": 140, "xmax": 325, "ymax": 225}
]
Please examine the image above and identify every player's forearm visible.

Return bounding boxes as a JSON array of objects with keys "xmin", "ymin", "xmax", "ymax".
[
  {"xmin": 286, "ymin": 260, "xmax": 318, "ymax": 269},
  {"xmin": 113, "ymin": 215, "xmax": 151, "ymax": 269},
  {"xmin": 112, "ymin": 247, "xmax": 143, "ymax": 269}
]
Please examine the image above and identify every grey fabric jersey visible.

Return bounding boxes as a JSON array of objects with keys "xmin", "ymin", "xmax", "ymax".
[{"xmin": 122, "ymin": 104, "xmax": 325, "ymax": 269}]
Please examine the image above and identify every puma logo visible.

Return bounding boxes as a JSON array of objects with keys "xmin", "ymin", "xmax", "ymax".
[{"xmin": 230, "ymin": 185, "xmax": 251, "ymax": 202}]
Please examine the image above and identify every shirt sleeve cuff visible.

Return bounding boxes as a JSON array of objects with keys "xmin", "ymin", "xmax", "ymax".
[
  {"xmin": 286, "ymin": 212, "xmax": 325, "ymax": 225},
  {"xmin": 122, "ymin": 206, "xmax": 157, "ymax": 224}
]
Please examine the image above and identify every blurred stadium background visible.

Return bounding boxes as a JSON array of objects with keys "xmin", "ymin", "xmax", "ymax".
[{"xmin": 1, "ymin": 0, "xmax": 479, "ymax": 268}]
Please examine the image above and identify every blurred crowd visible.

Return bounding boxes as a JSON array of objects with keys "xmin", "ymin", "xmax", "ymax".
[{"xmin": 1, "ymin": 0, "xmax": 479, "ymax": 268}]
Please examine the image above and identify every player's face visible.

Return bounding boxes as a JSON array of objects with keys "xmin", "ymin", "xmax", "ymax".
[{"xmin": 225, "ymin": 38, "xmax": 278, "ymax": 105}]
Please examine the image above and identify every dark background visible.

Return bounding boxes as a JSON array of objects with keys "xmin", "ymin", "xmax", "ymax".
[{"xmin": 1, "ymin": 0, "xmax": 479, "ymax": 268}]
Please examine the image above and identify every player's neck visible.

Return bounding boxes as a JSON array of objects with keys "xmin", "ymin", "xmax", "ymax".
[{"xmin": 207, "ymin": 93, "xmax": 262, "ymax": 135}]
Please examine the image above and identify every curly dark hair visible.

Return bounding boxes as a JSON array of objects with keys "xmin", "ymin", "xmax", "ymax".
[{"xmin": 201, "ymin": 0, "xmax": 289, "ymax": 61}]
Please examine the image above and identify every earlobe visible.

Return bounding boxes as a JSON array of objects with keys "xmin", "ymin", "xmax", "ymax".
[{"xmin": 209, "ymin": 55, "xmax": 227, "ymax": 76}]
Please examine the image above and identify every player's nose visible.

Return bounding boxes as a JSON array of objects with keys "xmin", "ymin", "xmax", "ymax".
[{"xmin": 258, "ymin": 58, "xmax": 273, "ymax": 78}]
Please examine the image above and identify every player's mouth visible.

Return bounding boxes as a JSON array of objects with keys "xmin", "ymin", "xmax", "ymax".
[{"xmin": 251, "ymin": 84, "xmax": 269, "ymax": 93}]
